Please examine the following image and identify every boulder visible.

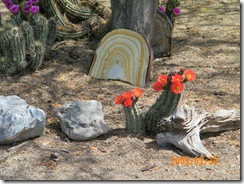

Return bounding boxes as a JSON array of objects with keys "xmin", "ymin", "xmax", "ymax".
[
  {"xmin": 57, "ymin": 100, "xmax": 109, "ymax": 141},
  {"xmin": 0, "ymin": 95, "xmax": 46, "ymax": 144}
]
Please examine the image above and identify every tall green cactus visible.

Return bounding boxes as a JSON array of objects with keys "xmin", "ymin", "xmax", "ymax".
[
  {"xmin": 165, "ymin": 0, "xmax": 181, "ymax": 23},
  {"xmin": 57, "ymin": 0, "xmax": 93, "ymax": 21},
  {"xmin": 124, "ymin": 102, "xmax": 143, "ymax": 133},
  {"xmin": 114, "ymin": 88, "xmax": 144, "ymax": 133},
  {"xmin": 29, "ymin": 41, "xmax": 44, "ymax": 71},
  {"xmin": 144, "ymin": 81, "xmax": 181, "ymax": 135},
  {"xmin": 144, "ymin": 70, "xmax": 196, "ymax": 135},
  {"xmin": 31, "ymin": 14, "xmax": 49, "ymax": 43},
  {"xmin": 38, "ymin": 0, "xmax": 111, "ymax": 40}
]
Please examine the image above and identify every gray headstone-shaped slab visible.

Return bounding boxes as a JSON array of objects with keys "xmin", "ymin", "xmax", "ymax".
[
  {"xmin": 56, "ymin": 100, "xmax": 109, "ymax": 141},
  {"xmin": 0, "ymin": 95, "xmax": 46, "ymax": 144}
]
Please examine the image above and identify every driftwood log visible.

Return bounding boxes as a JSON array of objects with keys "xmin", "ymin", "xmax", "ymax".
[{"xmin": 156, "ymin": 105, "xmax": 240, "ymax": 157}]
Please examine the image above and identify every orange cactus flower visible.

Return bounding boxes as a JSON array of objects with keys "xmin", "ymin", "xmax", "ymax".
[
  {"xmin": 157, "ymin": 74, "xmax": 168, "ymax": 85},
  {"xmin": 171, "ymin": 74, "xmax": 183, "ymax": 83},
  {"xmin": 185, "ymin": 70, "xmax": 196, "ymax": 81},
  {"xmin": 123, "ymin": 91, "xmax": 133, "ymax": 99},
  {"xmin": 171, "ymin": 82, "xmax": 184, "ymax": 94},
  {"xmin": 132, "ymin": 88, "xmax": 143, "ymax": 98},
  {"xmin": 114, "ymin": 94, "xmax": 124, "ymax": 104},
  {"xmin": 154, "ymin": 81, "xmax": 164, "ymax": 92},
  {"xmin": 124, "ymin": 98, "xmax": 133, "ymax": 107}
]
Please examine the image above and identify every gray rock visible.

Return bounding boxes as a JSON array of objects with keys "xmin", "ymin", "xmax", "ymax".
[
  {"xmin": 0, "ymin": 95, "xmax": 46, "ymax": 144},
  {"xmin": 57, "ymin": 100, "xmax": 109, "ymax": 141}
]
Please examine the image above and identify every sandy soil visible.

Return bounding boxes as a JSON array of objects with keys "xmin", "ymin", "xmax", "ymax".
[{"xmin": 0, "ymin": 0, "xmax": 240, "ymax": 180}]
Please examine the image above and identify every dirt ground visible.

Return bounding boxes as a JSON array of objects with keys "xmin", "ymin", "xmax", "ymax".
[{"xmin": 0, "ymin": 0, "xmax": 240, "ymax": 180}]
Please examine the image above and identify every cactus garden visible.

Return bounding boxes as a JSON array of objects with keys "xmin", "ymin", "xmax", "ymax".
[{"xmin": 0, "ymin": 0, "xmax": 240, "ymax": 180}]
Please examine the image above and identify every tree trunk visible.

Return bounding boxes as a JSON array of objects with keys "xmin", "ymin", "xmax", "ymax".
[
  {"xmin": 110, "ymin": 0, "xmax": 158, "ymax": 40},
  {"xmin": 89, "ymin": 0, "xmax": 158, "ymax": 87}
]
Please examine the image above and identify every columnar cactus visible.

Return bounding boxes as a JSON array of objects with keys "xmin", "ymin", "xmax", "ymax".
[
  {"xmin": 158, "ymin": 0, "xmax": 181, "ymax": 25},
  {"xmin": 114, "ymin": 88, "xmax": 144, "ymax": 133},
  {"xmin": 0, "ymin": 0, "xmax": 57, "ymax": 73},
  {"xmin": 165, "ymin": 0, "xmax": 180, "ymax": 20},
  {"xmin": 144, "ymin": 69, "xmax": 196, "ymax": 135},
  {"xmin": 123, "ymin": 102, "xmax": 142, "ymax": 133},
  {"xmin": 38, "ymin": 0, "xmax": 111, "ymax": 40}
]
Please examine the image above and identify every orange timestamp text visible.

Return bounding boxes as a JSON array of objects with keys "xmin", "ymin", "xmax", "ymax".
[{"xmin": 171, "ymin": 156, "xmax": 218, "ymax": 166}]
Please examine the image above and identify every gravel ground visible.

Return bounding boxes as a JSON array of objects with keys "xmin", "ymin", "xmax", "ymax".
[{"xmin": 0, "ymin": 0, "xmax": 240, "ymax": 180}]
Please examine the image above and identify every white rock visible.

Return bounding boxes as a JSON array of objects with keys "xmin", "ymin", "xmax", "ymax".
[
  {"xmin": 57, "ymin": 100, "xmax": 109, "ymax": 141},
  {"xmin": 0, "ymin": 95, "xmax": 46, "ymax": 144}
]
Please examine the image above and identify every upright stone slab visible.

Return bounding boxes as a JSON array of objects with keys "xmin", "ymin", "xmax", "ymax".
[
  {"xmin": 57, "ymin": 100, "xmax": 109, "ymax": 141},
  {"xmin": 0, "ymin": 95, "xmax": 46, "ymax": 144}
]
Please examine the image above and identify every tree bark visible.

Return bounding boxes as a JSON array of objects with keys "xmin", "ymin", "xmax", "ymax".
[{"xmin": 110, "ymin": 0, "xmax": 158, "ymax": 40}]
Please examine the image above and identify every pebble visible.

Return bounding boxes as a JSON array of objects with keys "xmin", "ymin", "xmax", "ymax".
[
  {"xmin": 50, "ymin": 153, "xmax": 59, "ymax": 161},
  {"xmin": 60, "ymin": 149, "xmax": 69, "ymax": 153}
]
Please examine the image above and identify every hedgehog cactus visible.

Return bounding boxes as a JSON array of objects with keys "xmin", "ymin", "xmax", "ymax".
[
  {"xmin": 114, "ymin": 69, "xmax": 196, "ymax": 135},
  {"xmin": 114, "ymin": 88, "xmax": 144, "ymax": 133},
  {"xmin": 144, "ymin": 69, "xmax": 196, "ymax": 135},
  {"xmin": 0, "ymin": 0, "xmax": 57, "ymax": 74},
  {"xmin": 123, "ymin": 102, "xmax": 143, "ymax": 133}
]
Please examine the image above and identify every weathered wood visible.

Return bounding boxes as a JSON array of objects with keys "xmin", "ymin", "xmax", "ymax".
[
  {"xmin": 150, "ymin": 11, "xmax": 173, "ymax": 58},
  {"xmin": 156, "ymin": 105, "xmax": 240, "ymax": 157},
  {"xmin": 89, "ymin": 29, "xmax": 153, "ymax": 87},
  {"xmin": 109, "ymin": 0, "xmax": 158, "ymax": 40}
]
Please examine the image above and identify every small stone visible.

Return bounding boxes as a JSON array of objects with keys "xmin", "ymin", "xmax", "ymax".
[
  {"xmin": 60, "ymin": 149, "xmax": 69, "ymax": 153},
  {"xmin": 50, "ymin": 153, "xmax": 59, "ymax": 159},
  {"xmin": 206, "ymin": 167, "xmax": 212, "ymax": 170},
  {"xmin": 57, "ymin": 100, "xmax": 109, "ymax": 141}
]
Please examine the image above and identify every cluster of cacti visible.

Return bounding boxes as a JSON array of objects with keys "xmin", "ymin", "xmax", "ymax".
[
  {"xmin": 114, "ymin": 69, "xmax": 196, "ymax": 135},
  {"xmin": 0, "ymin": 0, "xmax": 57, "ymax": 74},
  {"xmin": 36, "ymin": 0, "xmax": 111, "ymax": 40},
  {"xmin": 114, "ymin": 88, "xmax": 144, "ymax": 133}
]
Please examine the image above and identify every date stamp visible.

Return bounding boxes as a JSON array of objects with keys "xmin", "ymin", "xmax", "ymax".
[{"xmin": 171, "ymin": 156, "xmax": 218, "ymax": 166}]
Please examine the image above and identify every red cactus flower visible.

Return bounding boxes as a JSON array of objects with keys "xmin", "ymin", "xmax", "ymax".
[
  {"xmin": 171, "ymin": 82, "xmax": 184, "ymax": 94},
  {"xmin": 157, "ymin": 74, "xmax": 168, "ymax": 85},
  {"xmin": 171, "ymin": 74, "xmax": 183, "ymax": 83},
  {"xmin": 123, "ymin": 91, "xmax": 133, "ymax": 99},
  {"xmin": 154, "ymin": 81, "xmax": 164, "ymax": 92},
  {"xmin": 114, "ymin": 95, "xmax": 124, "ymax": 105},
  {"xmin": 185, "ymin": 70, "xmax": 196, "ymax": 81},
  {"xmin": 124, "ymin": 98, "xmax": 133, "ymax": 107},
  {"xmin": 132, "ymin": 88, "xmax": 143, "ymax": 98}
]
